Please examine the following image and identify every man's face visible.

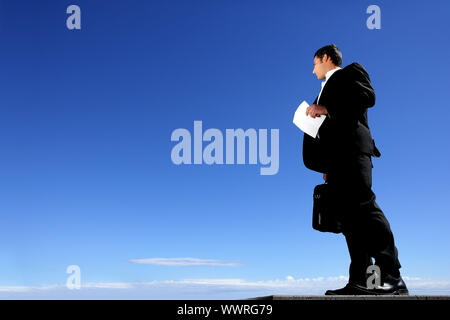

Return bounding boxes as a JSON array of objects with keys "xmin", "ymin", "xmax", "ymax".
[{"xmin": 312, "ymin": 55, "xmax": 328, "ymax": 80}]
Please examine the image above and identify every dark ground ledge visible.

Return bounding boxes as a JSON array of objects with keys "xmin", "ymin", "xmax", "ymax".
[{"xmin": 249, "ymin": 295, "xmax": 450, "ymax": 300}]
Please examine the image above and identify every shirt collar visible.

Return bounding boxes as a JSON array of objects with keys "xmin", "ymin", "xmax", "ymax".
[{"xmin": 325, "ymin": 66, "xmax": 342, "ymax": 82}]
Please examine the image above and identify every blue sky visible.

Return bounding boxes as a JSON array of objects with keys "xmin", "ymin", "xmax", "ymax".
[{"xmin": 0, "ymin": 0, "xmax": 449, "ymax": 298}]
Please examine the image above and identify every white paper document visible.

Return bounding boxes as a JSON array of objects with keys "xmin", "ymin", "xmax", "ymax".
[{"xmin": 292, "ymin": 100, "xmax": 326, "ymax": 138}]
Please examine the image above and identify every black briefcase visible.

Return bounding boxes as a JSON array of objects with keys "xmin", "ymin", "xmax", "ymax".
[{"xmin": 312, "ymin": 183, "xmax": 343, "ymax": 234}]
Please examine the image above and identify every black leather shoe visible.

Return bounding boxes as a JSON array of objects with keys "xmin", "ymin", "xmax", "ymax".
[
  {"xmin": 325, "ymin": 276, "xmax": 409, "ymax": 296},
  {"xmin": 325, "ymin": 283, "xmax": 368, "ymax": 295},
  {"xmin": 354, "ymin": 275, "xmax": 409, "ymax": 295}
]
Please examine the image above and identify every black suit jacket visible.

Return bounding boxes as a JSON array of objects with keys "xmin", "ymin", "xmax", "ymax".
[{"xmin": 303, "ymin": 62, "xmax": 381, "ymax": 173}]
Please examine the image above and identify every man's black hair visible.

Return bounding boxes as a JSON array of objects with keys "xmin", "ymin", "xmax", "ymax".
[{"xmin": 314, "ymin": 44, "xmax": 342, "ymax": 67}]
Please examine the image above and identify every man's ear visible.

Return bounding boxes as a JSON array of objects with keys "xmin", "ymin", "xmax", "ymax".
[{"xmin": 322, "ymin": 54, "xmax": 330, "ymax": 63}]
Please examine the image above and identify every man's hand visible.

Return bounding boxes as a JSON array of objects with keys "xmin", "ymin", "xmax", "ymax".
[
  {"xmin": 306, "ymin": 104, "xmax": 328, "ymax": 118},
  {"xmin": 323, "ymin": 173, "xmax": 327, "ymax": 181}
]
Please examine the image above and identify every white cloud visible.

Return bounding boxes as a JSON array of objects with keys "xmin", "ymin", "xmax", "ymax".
[
  {"xmin": 128, "ymin": 257, "xmax": 242, "ymax": 267},
  {"xmin": 82, "ymin": 282, "xmax": 134, "ymax": 289},
  {"xmin": 0, "ymin": 286, "xmax": 31, "ymax": 293},
  {"xmin": 0, "ymin": 284, "xmax": 59, "ymax": 293},
  {"xmin": 1, "ymin": 276, "xmax": 450, "ymax": 299}
]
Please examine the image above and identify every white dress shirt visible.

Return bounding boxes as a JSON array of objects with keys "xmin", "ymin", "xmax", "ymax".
[
  {"xmin": 317, "ymin": 67, "xmax": 341, "ymax": 105},
  {"xmin": 316, "ymin": 67, "xmax": 341, "ymax": 139}
]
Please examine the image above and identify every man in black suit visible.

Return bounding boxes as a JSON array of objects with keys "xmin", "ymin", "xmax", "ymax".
[{"xmin": 303, "ymin": 44, "xmax": 408, "ymax": 295}]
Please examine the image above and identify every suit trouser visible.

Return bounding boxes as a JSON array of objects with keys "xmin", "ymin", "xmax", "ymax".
[{"xmin": 327, "ymin": 153, "xmax": 402, "ymax": 285}]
